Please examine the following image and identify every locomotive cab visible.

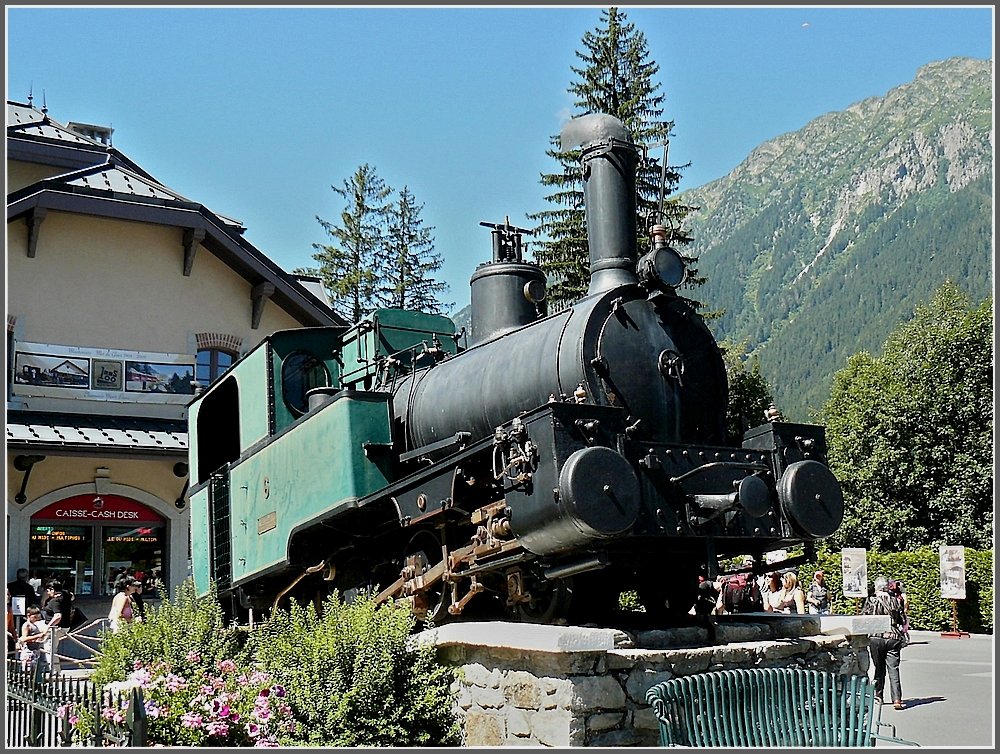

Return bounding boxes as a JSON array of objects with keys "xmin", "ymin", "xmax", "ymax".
[{"xmin": 187, "ymin": 314, "xmax": 458, "ymax": 612}]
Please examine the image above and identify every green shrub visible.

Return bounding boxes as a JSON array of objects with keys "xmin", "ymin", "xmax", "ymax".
[
  {"xmin": 91, "ymin": 579, "xmax": 247, "ymax": 687},
  {"xmin": 249, "ymin": 590, "xmax": 461, "ymax": 747},
  {"xmin": 802, "ymin": 547, "xmax": 993, "ymax": 633}
]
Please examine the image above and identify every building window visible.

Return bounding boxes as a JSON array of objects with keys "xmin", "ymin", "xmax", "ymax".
[{"xmin": 196, "ymin": 348, "xmax": 235, "ymax": 388}]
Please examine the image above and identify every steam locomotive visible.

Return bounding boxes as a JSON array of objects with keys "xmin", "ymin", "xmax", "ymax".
[{"xmin": 187, "ymin": 113, "xmax": 844, "ymax": 625}]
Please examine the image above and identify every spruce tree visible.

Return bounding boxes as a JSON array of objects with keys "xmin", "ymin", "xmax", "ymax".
[
  {"xmin": 382, "ymin": 186, "xmax": 452, "ymax": 315},
  {"xmin": 309, "ymin": 163, "xmax": 393, "ymax": 323},
  {"xmin": 529, "ymin": 7, "xmax": 696, "ymax": 311}
]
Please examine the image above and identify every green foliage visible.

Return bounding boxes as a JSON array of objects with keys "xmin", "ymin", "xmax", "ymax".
[
  {"xmin": 249, "ymin": 591, "xmax": 461, "ymax": 747},
  {"xmin": 529, "ymin": 7, "xmax": 695, "ymax": 311},
  {"xmin": 618, "ymin": 589, "xmax": 643, "ymax": 612},
  {"xmin": 90, "ymin": 579, "xmax": 246, "ymax": 688},
  {"xmin": 800, "ymin": 547, "xmax": 992, "ymax": 634},
  {"xmin": 721, "ymin": 339, "xmax": 776, "ymax": 443},
  {"xmin": 384, "ymin": 186, "xmax": 451, "ymax": 315},
  {"xmin": 819, "ymin": 283, "xmax": 993, "ymax": 551},
  {"xmin": 305, "ymin": 167, "xmax": 450, "ymax": 322},
  {"xmin": 308, "ymin": 163, "xmax": 393, "ymax": 323}
]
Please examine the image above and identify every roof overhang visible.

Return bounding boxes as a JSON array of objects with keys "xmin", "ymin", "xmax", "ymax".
[{"xmin": 6, "ymin": 411, "xmax": 188, "ymax": 460}]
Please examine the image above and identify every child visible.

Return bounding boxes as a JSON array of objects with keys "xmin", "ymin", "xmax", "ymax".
[{"xmin": 16, "ymin": 606, "xmax": 48, "ymax": 669}]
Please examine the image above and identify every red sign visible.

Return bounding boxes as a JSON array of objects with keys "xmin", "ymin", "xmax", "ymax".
[{"xmin": 33, "ymin": 494, "xmax": 166, "ymax": 524}]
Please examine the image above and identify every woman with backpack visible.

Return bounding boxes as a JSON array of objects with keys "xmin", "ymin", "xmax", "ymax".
[{"xmin": 863, "ymin": 576, "xmax": 907, "ymax": 710}]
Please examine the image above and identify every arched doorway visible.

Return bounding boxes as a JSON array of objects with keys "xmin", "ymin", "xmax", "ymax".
[{"xmin": 29, "ymin": 493, "xmax": 167, "ymax": 597}]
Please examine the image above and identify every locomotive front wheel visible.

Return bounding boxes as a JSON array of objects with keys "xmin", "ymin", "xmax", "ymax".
[
  {"xmin": 512, "ymin": 575, "xmax": 574, "ymax": 624},
  {"xmin": 638, "ymin": 576, "xmax": 699, "ymax": 624}
]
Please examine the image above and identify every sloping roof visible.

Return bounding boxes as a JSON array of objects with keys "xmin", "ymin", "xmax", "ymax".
[
  {"xmin": 7, "ymin": 101, "xmax": 46, "ymax": 125},
  {"xmin": 7, "ymin": 100, "xmax": 346, "ymax": 329},
  {"xmin": 6, "ymin": 411, "xmax": 188, "ymax": 456},
  {"xmin": 59, "ymin": 160, "xmax": 197, "ymax": 203}
]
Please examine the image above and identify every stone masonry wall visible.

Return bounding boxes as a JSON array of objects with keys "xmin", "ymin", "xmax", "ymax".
[{"xmin": 415, "ymin": 615, "xmax": 885, "ymax": 747}]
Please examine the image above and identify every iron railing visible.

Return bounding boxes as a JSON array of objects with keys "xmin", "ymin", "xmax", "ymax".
[{"xmin": 5, "ymin": 659, "xmax": 146, "ymax": 747}]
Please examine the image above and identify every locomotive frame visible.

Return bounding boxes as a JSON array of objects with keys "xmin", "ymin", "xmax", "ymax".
[{"xmin": 187, "ymin": 113, "xmax": 843, "ymax": 625}]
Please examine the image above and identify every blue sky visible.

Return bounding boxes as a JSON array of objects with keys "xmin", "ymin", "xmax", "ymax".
[{"xmin": 6, "ymin": 6, "xmax": 994, "ymax": 314}]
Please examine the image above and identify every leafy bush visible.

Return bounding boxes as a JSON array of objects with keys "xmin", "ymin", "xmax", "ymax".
[
  {"xmin": 63, "ymin": 658, "xmax": 298, "ymax": 747},
  {"xmin": 249, "ymin": 590, "xmax": 461, "ymax": 746},
  {"xmin": 91, "ymin": 579, "xmax": 247, "ymax": 688}
]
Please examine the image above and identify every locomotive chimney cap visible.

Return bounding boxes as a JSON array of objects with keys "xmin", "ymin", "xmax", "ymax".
[{"xmin": 560, "ymin": 113, "xmax": 632, "ymax": 152}]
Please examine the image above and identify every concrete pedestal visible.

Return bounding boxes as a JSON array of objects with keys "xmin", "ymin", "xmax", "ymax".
[{"xmin": 414, "ymin": 614, "xmax": 888, "ymax": 747}]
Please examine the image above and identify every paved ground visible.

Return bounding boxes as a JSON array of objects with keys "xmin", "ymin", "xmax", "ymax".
[{"xmin": 872, "ymin": 629, "xmax": 994, "ymax": 748}]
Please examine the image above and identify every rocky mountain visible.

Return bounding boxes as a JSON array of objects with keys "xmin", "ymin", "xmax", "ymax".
[{"xmin": 678, "ymin": 56, "xmax": 993, "ymax": 421}]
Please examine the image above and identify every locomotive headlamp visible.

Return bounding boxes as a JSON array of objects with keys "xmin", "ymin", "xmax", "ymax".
[
  {"xmin": 637, "ymin": 245, "xmax": 687, "ymax": 289},
  {"xmin": 637, "ymin": 225, "xmax": 687, "ymax": 291}
]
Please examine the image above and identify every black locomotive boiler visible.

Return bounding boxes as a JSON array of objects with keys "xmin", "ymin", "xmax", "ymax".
[{"xmin": 187, "ymin": 113, "xmax": 844, "ymax": 625}]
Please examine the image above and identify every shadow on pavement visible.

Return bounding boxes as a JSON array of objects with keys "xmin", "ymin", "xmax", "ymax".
[{"xmin": 898, "ymin": 696, "xmax": 946, "ymax": 710}]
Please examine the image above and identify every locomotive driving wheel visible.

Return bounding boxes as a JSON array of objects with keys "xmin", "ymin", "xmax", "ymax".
[{"xmin": 403, "ymin": 529, "xmax": 450, "ymax": 625}]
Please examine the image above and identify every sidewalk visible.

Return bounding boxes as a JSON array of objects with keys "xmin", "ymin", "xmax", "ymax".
[{"xmin": 871, "ymin": 629, "xmax": 994, "ymax": 748}]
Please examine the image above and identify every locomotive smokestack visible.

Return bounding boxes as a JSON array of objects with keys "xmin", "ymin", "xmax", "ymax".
[{"xmin": 560, "ymin": 113, "xmax": 640, "ymax": 295}]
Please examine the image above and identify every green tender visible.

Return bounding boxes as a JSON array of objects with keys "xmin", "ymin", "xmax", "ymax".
[{"xmin": 645, "ymin": 667, "xmax": 919, "ymax": 747}]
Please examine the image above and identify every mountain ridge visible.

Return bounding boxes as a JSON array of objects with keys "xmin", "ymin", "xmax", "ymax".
[{"xmin": 678, "ymin": 55, "xmax": 993, "ymax": 420}]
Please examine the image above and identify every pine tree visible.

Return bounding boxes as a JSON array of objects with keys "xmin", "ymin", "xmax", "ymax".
[
  {"xmin": 529, "ymin": 7, "xmax": 697, "ymax": 311},
  {"xmin": 382, "ymin": 186, "xmax": 452, "ymax": 315},
  {"xmin": 309, "ymin": 164, "xmax": 393, "ymax": 323}
]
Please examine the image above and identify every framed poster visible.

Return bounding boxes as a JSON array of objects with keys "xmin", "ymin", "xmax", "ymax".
[
  {"xmin": 939, "ymin": 545, "xmax": 966, "ymax": 599},
  {"xmin": 14, "ymin": 352, "xmax": 90, "ymax": 389},
  {"xmin": 841, "ymin": 548, "xmax": 868, "ymax": 598}
]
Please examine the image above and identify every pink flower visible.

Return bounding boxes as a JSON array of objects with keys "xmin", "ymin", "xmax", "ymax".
[
  {"xmin": 185, "ymin": 651, "xmax": 201, "ymax": 663},
  {"xmin": 217, "ymin": 659, "xmax": 237, "ymax": 673},
  {"xmin": 205, "ymin": 720, "xmax": 230, "ymax": 737},
  {"xmin": 130, "ymin": 667, "xmax": 153, "ymax": 687},
  {"xmin": 181, "ymin": 711, "xmax": 204, "ymax": 729},
  {"xmin": 164, "ymin": 673, "xmax": 188, "ymax": 692}
]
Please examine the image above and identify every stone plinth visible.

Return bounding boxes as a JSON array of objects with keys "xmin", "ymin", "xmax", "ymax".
[{"xmin": 413, "ymin": 615, "xmax": 885, "ymax": 747}]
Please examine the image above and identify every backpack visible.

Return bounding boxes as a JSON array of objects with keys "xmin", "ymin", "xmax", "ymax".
[
  {"xmin": 863, "ymin": 593, "xmax": 906, "ymax": 639},
  {"xmin": 721, "ymin": 573, "xmax": 764, "ymax": 613}
]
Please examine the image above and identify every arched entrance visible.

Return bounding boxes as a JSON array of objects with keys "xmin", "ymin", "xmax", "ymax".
[{"xmin": 29, "ymin": 493, "xmax": 167, "ymax": 597}]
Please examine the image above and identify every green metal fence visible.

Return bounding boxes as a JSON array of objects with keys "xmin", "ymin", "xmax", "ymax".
[{"xmin": 5, "ymin": 659, "xmax": 146, "ymax": 747}]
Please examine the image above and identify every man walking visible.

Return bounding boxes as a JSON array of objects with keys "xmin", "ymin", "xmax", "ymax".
[{"xmin": 863, "ymin": 576, "xmax": 907, "ymax": 709}]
